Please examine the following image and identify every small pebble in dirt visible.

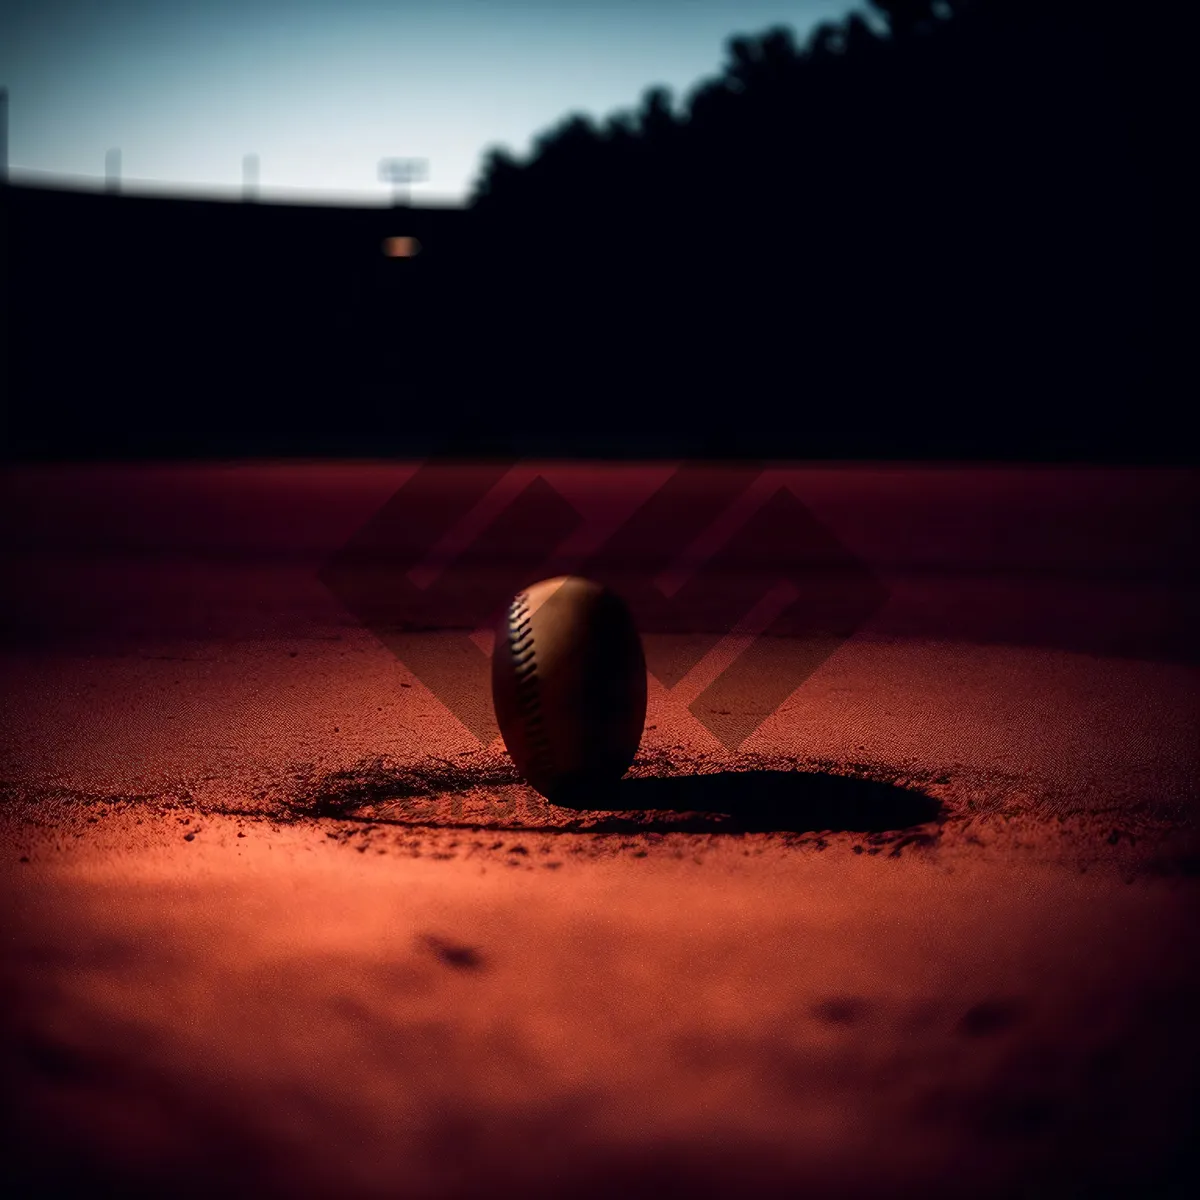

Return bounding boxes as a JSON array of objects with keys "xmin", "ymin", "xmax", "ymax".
[
  {"xmin": 813, "ymin": 997, "xmax": 870, "ymax": 1026},
  {"xmin": 508, "ymin": 844, "xmax": 528, "ymax": 855},
  {"xmin": 420, "ymin": 935, "xmax": 485, "ymax": 970},
  {"xmin": 184, "ymin": 832, "xmax": 195, "ymax": 842},
  {"xmin": 957, "ymin": 999, "xmax": 1025, "ymax": 1038}
]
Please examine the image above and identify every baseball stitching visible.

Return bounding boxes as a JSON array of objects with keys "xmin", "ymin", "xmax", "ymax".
[{"xmin": 507, "ymin": 592, "xmax": 555, "ymax": 784}]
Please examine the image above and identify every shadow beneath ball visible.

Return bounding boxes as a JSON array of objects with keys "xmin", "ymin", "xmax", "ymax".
[{"xmin": 553, "ymin": 770, "xmax": 941, "ymax": 834}]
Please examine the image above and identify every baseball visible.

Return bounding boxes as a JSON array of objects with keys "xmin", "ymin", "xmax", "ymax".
[{"xmin": 491, "ymin": 576, "xmax": 647, "ymax": 807}]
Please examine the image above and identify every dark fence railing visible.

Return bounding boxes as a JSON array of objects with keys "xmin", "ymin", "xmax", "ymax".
[{"xmin": 0, "ymin": 178, "xmax": 1168, "ymax": 463}]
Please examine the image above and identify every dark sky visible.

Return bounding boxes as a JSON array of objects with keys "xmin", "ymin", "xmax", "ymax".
[{"xmin": 0, "ymin": 1, "xmax": 866, "ymax": 205}]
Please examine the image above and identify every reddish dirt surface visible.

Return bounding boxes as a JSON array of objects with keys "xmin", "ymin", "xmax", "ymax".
[{"xmin": 1, "ymin": 463, "xmax": 1198, "ymax": 1198}]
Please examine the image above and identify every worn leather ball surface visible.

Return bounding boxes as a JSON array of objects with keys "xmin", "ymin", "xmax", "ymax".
[{"xmin": 491, "ymin": 576, "xmax": 647, "ymax": 807}]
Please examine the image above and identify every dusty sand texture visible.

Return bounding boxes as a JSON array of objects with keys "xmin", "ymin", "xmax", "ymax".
[{"xmin": 1, "ymin": 463, "xmax": 1198, "ymax": 1198}]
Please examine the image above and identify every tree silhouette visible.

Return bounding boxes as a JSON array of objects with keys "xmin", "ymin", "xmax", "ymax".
[
  {"xmin": 471, "ymin": 145, "xmax": 523, "ymax": 206},
  {"xmin": 458, "ymin": 0, "xmax": 1161, "ymax": 458},
  {"xmin": 868, "ymin": 0, "xmax": 951, "ymax": 37}
]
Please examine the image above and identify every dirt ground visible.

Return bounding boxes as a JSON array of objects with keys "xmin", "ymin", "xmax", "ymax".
[{"xmin": 1, "ymin": 463, "xmax": 1198, "ymax": 1198}]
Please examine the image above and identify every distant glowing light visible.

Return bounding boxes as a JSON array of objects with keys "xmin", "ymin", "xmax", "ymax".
[{"xmin": 383, "ymin": 236, "xmax": 421, "ymax": 257}]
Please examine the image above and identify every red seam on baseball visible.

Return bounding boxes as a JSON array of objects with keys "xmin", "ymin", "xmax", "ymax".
[{"xmin": 507, "ymin": 595, "xmax": 553, "ymax": 782}]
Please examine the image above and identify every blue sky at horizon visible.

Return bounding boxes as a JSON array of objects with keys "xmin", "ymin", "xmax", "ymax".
[{"xmin": 1, "ymin": 1, "xmax": 869, "ymax": 205}]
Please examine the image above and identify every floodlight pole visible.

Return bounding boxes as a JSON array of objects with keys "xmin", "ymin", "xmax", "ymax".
[
  {"xmin": 378, "ymin": 157, "xmax": 429, "ymax": 207},
  {"xmin": 243, "ymin": 154, "xmax": 259, "ymax": 201},
  {"xmin": 0, "ymin": 87, "xmax": 7, "ymax": 184}
]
